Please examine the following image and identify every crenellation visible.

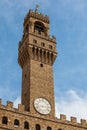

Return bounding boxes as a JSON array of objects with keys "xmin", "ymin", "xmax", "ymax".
[
  {"xmin": 60, "ymin": 114, "xmax": 66, "ymax": 121},
  {"xmin": 81, "ymin": 119, "xmax": 86, "ymax": 125},
  {"xmin": 52, "ymin": 35, "xmax": 56, "ymax": 42},
  {"xmin": 0, "ymin": 100, "xmax": 25, "ymax": 113},
  {"xmin": 71, "ymin": 117, "xmax": 77, "ymax": 123},
  {"xmin": 24, "ymin": 9, "xmax": 50, "ymax": 25},
  {"xmin": 7, "ymin": 101, "xmax": 13, "ymax": 109},
  {"xmin": 0, "ymin": 100, "xmax": 87, "ymax": 128},
  {"xmin": 18, "ymin": 104, "xmax": 25, "ymax": 112}
]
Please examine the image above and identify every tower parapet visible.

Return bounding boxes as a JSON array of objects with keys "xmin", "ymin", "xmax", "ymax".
[
  {"xmin": 24, "ymin": 9, "xmax": 50, "ymax": 26},
  {"xmin": 18, "ymin": 8, "xmax": 57, "ymax": 69}
]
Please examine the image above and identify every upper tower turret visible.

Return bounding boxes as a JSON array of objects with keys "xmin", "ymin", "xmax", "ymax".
[
  {"xmin": 24, "ymin": 7, "xmax": 50, "ymax": 37},
  {"xmin": 18, "ymin": 7, "xmax": 57, "ymax": 69}
]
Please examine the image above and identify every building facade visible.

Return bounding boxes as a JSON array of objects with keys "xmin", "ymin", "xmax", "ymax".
[{"xmin": 0, "ymin": 7, "xmax": 87, "ymax": 130}]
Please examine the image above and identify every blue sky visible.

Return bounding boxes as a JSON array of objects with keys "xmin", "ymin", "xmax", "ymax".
[{"xmin": 0, "ymin": 0, "xmax": 87, "ymax": 121}]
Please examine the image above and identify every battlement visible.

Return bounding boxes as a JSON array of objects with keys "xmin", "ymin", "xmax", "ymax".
[
  {"xmin": 0, "ymin": 99, "xmax": 87, "ymax": 127},
  {"xmin": 0, "ymin": 99, "xmax": 25, "ymax": 112},
  {"xmin": 59, "ymin": 114, "xmax": 87, "ymax": 126},
  {"xmin": 24, "ymin": 9, "xmax": 50, "ymax": 24}
]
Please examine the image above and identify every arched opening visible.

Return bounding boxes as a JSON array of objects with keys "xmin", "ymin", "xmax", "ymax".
[
  {"xmin": 47, "ymin": 126, "xmax": 52, "ymax": 130},
  {"xmin": 34, "ymin": 21, "xmax": 46, "ymax": 35},
  {"xmin": 24, "ymin": 121, "xmax": 29, "ymax": 129},
  {"xmin": 2, "ymin": 116, "xmax": 8, "ymax": 125},
  {"xmin": 14, "ymin": 119, "xmax": 19, "ymax": 127},
  {"xmin": 36, "ymin": 124, "xmax": 41, "ymax": 130}
]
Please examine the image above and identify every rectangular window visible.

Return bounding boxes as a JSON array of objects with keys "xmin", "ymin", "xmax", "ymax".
[
  {"xmin": 33, "ymin": 39, "xmax": 37, "ymax": 44},
  {"xmin": 41, "ymin": 42, "xmax": 45, "ymax": 47},
  {"xmin": 49, "ymin": 45, "xmax": 52, "ymax": 49}
]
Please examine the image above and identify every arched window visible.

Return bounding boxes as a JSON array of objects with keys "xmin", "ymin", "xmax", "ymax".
[
  {"xmin": 2, "ymin": 116, "xmax": 8, "ymax": 125},
  {"xmin": 36, "ymin": 124, "xmax": 41, "ymax": 130},
  {"xmin": 14, "ymin": 119, "xmax": 19, "ymax": 127},
  {"xmin": 47, "ymin": 126, "xmax": 52, "ymax": 130},
  {"xmin": 24, "ymin": 121, "xmax": 29, "ymax": 129}
]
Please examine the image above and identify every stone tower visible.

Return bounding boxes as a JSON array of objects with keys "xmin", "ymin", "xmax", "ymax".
[
  {"xmin": 18, "ymin": 7, "xmax": 57, "ymax": 118},
  {"xmin": 1, "ymin": 6, "xmax": 87, "ymax": 130}
]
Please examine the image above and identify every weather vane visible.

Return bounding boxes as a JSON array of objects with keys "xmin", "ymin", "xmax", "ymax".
[{"xmin": 35, "ymin": 4, "xmax": 39, "ymax": 12}]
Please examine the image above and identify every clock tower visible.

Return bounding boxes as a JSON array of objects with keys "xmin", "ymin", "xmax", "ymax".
[{"xmin": 18, "ymin": 7, "xmax": 57, "ymax": 118}]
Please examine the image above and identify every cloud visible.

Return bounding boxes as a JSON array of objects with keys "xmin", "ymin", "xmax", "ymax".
[
  {"xmin": 55, "ymin": 90, "xmax": 87, "ymax": 122},
  {"xmin": 14, "ymin": 96, "xmax": 21, "ymax": 108}
]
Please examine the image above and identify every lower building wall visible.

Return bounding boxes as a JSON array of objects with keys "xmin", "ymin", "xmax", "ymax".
[{"xmin": 0, "ymin": 107, "xmax": 87, "ymax": 130}]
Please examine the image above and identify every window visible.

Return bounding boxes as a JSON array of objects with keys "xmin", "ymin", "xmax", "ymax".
[
  {"xmin": 41, "ymin": 42, "xmax": 45, "ymax": 47},
  {"xmin": 25, "ymin": 74, "xmax": 26, "ymax": 78},
  {"xmin": 14, "ymin": 119, "xmax": 19, "ymax": 127},
  {"xmin": 24, "ymin": 93, "xmax": 26, "ymax": 97},
  {"xmin": 40, "ymin": 63, "xmax": 43, "ymax": 67},
  {"xmin": 49, "ymin": 45, "xmax": 52, "ymax": 49},
  {"xmin": 24, "ymin": 121, "xmax": 29, "ymax": 129},
  {"xmin": 36, "ymin": 124, "xmax": 41, "ymax": 130},
  {"xmin": 2, "ymin": 116, "xmax": 8, "ymax": 125},
  {"xmin": 47, "ymin": 126, "xmax": 52, "ymax": 130},
  {"xmin": 33, "ymin": 39, "xmax": 37, "ymax": 44}
]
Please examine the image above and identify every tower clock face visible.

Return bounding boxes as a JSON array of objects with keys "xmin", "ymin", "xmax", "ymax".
[{"xmin": 34, "ymin": 98, "xmax": 51, "ymax": 115}]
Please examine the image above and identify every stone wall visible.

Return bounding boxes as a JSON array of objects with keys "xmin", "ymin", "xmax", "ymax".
[{"xmin": 0, "ymin": 100, "xmax": 87, "ymax": 130}]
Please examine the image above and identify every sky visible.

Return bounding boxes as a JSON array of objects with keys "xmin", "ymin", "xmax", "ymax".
[{"xmin": 0, "ymin": 0, "xmax": 87, "ymax": 122}]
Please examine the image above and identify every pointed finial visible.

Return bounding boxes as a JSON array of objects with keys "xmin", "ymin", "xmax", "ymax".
[{"xmin": 35, "ymin": 4, "xmax": 39, "ymax": 12}]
